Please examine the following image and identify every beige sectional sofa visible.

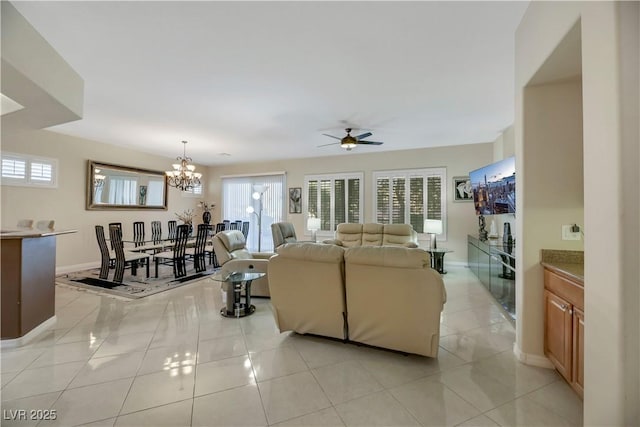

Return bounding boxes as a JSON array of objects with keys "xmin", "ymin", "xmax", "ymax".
[
  {"xmin": 323, "ymin": 223, "xmax": 419, "ymax": 248},
  {"xmin": 268, "ymin": 242, "xmax": 446, "ymax": 357}
]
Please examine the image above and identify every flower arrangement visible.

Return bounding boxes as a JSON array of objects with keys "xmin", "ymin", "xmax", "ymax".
[
  {"xmin": 198, "ymin": 201, "xmax": 215, "ymax": 212},
  {"xmin": 175, "ymin": 209, "xmax": 195, "ymax": 224}
]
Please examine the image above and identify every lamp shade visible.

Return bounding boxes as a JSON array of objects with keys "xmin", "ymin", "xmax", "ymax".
[
  {"xmin": 307, "ymin": 217, "xmax": 321, "ymax": 231},
  {"xmin": 424, "ymin": 219, "xmax": 443, "ymax": 234}
]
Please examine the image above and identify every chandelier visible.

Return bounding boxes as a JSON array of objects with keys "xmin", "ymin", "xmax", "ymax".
[{"xmin": 166, "ymin": 140, "xmax": 202, "ymax": 191}]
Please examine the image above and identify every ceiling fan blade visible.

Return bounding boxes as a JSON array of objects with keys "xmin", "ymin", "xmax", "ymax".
[
  {"xmin": 358, "ymin": 141, "xmax": 384, "ymax": 145},
  {"xmin": 322, "ymin": 133, "xmax": 342, "ymax": 140},
  {"xmin": 317, "ymin": 142, "xmax": 340, "ymax": 147},
  {"xmin": 354, "ymin": 132, "xmax": 372, "ymax": 140}
]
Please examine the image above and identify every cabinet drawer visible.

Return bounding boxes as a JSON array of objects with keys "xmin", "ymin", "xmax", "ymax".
[{"xmin": 544, "ymin": 270, "xmax": 583, "ymax": 310}]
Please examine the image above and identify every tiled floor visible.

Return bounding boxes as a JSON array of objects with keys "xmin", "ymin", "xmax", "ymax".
[{"xmin": 1, "ymin": 267, "xmax": 583, "ymax": 426}]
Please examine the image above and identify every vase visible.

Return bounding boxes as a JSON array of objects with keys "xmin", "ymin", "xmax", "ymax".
[{"xmin": 202, "ymin": 211, "xmax": 211, "ymax": 224}]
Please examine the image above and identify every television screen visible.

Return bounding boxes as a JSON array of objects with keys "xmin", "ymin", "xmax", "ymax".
[{"xmin": 469, "ymin": 156, "xmax": 516, "ymax": 215}]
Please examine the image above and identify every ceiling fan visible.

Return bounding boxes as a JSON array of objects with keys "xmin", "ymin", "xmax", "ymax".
[{"xmin": 318, "ymin": 128, "xmax": 384, "ymax": 151}]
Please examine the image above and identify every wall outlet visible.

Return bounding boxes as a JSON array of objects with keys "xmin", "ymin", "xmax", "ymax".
[{"xmin": 562, "ymin": 224, "xmax": 581, "ymax": 240}]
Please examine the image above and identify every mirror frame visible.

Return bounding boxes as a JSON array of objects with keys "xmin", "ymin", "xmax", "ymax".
[{"xmin": 86, "ymin": 160, "xmax": 168, "ymax": 210}]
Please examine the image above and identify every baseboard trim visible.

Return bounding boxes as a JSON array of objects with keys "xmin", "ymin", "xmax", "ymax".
[
  {"xmin": 0, "ymin": 316, "xmax": 57, "ymax": 349},
  {"xmin": 513, "ymin": 343, "xmax": 555, "ymax": 369},
  {"xmin": 56, "ymin": 262, "xmax": 99, "ymax": 275}
]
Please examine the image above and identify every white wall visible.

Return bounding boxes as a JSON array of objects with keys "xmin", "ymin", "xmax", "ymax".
[
  {"xmin": 206, "ymin": 143, "xmax": 493, "ymax": 263},
  {"xmin": 0, "ymin": 128, "xmax": 204, "ymax": 271},
  {"xmin": 515, "ymin": 2, "xmax": 639, "ymax": 424}
]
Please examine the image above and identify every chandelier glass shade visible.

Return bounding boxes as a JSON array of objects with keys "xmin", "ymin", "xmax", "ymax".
[{"xmin": 166, "ymin": 141, "xmax": 202, "ymax": 191}]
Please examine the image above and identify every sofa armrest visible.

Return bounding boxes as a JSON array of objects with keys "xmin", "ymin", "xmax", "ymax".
[
  {"xmin": 251, "ymin": 252, "xmax": 275, "ymax": 260},
  {"xmin": 221, "ymin": 258, "xmax": 269, "ymax": 274},
  {"xmin": 322, "ymin": 239, "xmax": 343, "ymax": 246},
  {"xmin": 403, "ymin": 242, "xmax": 419, "ymax": 248}
]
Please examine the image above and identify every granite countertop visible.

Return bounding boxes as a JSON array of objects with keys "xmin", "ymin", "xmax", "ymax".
[
  {"xmin": 0, "ymin": 229, "xmax": 77, "ymax": 239},
  {"xmin": 540, "ymin": 249, "xmax": 584, "ymax": 284}
]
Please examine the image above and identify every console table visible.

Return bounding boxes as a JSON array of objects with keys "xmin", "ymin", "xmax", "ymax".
[{"xmin": 1, "ymin": 229, "xmax": 76, "ymax": 344}]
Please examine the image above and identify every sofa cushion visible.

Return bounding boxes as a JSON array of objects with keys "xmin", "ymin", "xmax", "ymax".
[
  {"xmin": 382, "ymin": 224, "xmax": 417, "ymax": 247},
  {"xmin": 362, "ymin": 223, "xmax": 384, "ymax": 246},
  {"xmin": 335, "ymin": 223, "xmax": 363, "ymax": 247},
  {"xmin": 276, "ymin": 242, "xmax": 345, "ymax": 263},
  {"xmin": 345, "ymin": 245, "xmax": 430, "ymax": 268}
]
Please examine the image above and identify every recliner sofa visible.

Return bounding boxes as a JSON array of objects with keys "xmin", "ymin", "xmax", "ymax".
[
  {"xmin": 268, "ymin": 242, "xmax": 446, "ymax": 357},
  {"xmin": 323, "ymin": 223, "xmax": 419, "ymax": 248}
]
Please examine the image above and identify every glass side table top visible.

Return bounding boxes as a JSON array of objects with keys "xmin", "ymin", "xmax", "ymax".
[
  {"xmin": 211, "ymin": 271, "xmax": 265, "ymax": 283},
  {"xmin": 424, "ymin": 247, "xmax": 453, "ymax": 254}
]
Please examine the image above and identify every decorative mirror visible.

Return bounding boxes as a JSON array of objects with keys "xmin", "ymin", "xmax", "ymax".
[{"xmin": 86, "ymin": 160, "xmax": 168, "ymax": 210}]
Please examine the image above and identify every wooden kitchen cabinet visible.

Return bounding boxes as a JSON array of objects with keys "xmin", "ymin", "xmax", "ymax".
[{"xmin": 543, "ymin": 268, "xmax": 584, "ymax": 399}]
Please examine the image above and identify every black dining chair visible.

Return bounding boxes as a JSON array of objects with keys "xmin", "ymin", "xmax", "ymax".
[
  {"xmin": 168, "ymin": 220, "xmax": 177, "ymax": 242},
  {"xmin": 109, "ymin": 224, "xmax": 150, "ymax": 283},
  {"xmin": 186, "ymin": 224, "xmax": 211, "ymax": 273},
  {"xmin": 229, "ymin": 222, "xmax": 240, "ymax": 231},
  {"xmin": 154, "ymin": 224, "xmax": 189, "ymax": 278},
  {"xmin": 95, "ymin": 225, "xmax": 149, "ymax": 282},
  {"xmin": 151, "ymin": 220, "xmax": 162, "ymax": 244},
  {"xmin": 241, "ymin": 221, "xmax": 250, "ymax": 239},
  {"xmin": 215, "ymin": 222, "xmax": 226, "ymax": 234},
  {"xmin": 108, "ymin": 222, "xmax": 122, "ymax": 251},
  {"xmin": 130, "ymin": 221, "xmax": 163, "ymax": 254},
  {"xmin": 223, "ymin": 220, "xmax": 231, "ymax": 230}
]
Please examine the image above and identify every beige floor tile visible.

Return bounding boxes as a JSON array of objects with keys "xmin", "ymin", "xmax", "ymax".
[
  {"xmin": 0, "ymin": 391, "xmax": 61, "ymax": 427},
  {"xmin": 441, "ymin": 305, "xmax": 507, "ymax": 333},
  {"xmin": 68, "ymin": 351, "xmax": 145, "ymax": 388},
  {"xmin": 196, "ymin": 335, "xmax": 247, "ymax": 364},
  {"xmin": 439, "ymin": 323, "xmax": 514, "ymax": 363},
  {"xmin": 273, "ymin": 407, "xmax": 346, "ymax": 427},
  {"xmin": 250, "ymin": 346, "xmax": 308, "ymax": 382},
  {"xmin": 455, "ymin": 414, "xmax": 500, "ymax": 426},
  {"xmin": 428, "ymin": 364, "xmax": 518, "ymax": 412},
  {"xmin": 192, "ymin": 384, "xmax": 267, "ymax": 427},
  {"xmin": 293, "ymin": 337, "xmax": 365, "ymax": 369},
  {"xmin": 93, "ymin": 331, "xmax": 155, "ymax": 358},
  {"xmin": 30, "ymin": 340, "xmax": 103, "ymax": 368},
  {"xmin": 115, "ymin": 399, "xmax": 193, "ymax": 427},
  {"xmin": 137, "ymin": 344, "xmax": 197, "ymax": 376},
  {"xmin": 258, "ymin": 371, "xmax": 331, "ymax": 424},
  {"xmin": 0, "ymin": 348, "xmax": 46, "ymax": 373},
  {"xmin": 390, "ymin": 377, "xmax": 481, "ymax": 426},
  {"xmin": 149, "ymin": 327, "xmax": 199, "ymax": 350},
  {"xmin": 244, "ymin": 329, "xmax": 298, "ymax": 353},
  {"xmin": 49, "ymin": 378, "xmax": 133, "ymax": 426},
  {"xmin": 81, "ymin": 417, "xmax": 116, "ymax": 426},
  {"xmin": 471, "ymin": 350, "xmax": 560, "ymax": 396},
  {"xmin": 194, "ymin": 355, "xmax": 255, "ymax": 396},
  {"xmin": 120, "ymin": 368, "xmax": 195, "ymax": 414},
  {"xmin": 311, "ymin": 360, "xmax": 383, "ymax": 405},
  {"xmin": 1, "ymin": 361, "xmax": 85, "ymax": 401},
  {"xmin": 1, "ymin": 370, "xmax": 20, "ymax": 388},
  {"xmin": 524, "ymin": 380, "xmax": 583, "ymax": 425},
  {"xmin": 197, "ymin": 318, "xmax": 242, "ymax": 341},
  {"xmin": 334, "ymin": 390, "xmax": 420, "ymax": 426},
  {"xmin": 485, "ymin": 396, "xmax": 575, "ymax": 426}
]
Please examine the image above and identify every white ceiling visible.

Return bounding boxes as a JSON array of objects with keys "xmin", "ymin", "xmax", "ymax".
[{"xmin": 12, "ymin": 1, "xmax": 529, "ymax": 166}]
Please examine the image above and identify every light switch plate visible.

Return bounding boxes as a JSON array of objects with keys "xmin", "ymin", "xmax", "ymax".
[{"xmin": 562, "ymin": 225, "xmax": 581, "ymax": 240}]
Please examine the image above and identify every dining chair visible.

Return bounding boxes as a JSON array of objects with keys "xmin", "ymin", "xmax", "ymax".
[
  {"xmin": 185, "ymin": 224, "xmax": 211, "ymax": 273},
  {"xmin": 223, "ymin": 220, "xmax": 231, "ymax": 230},
  {"xmin": 17, "ymin": 219, "xmax": 34, "ymax": 229},
  {"xmin": 108, "ymin": 222, "xmax": 122, "ymax": 250},
  {"xmin": 154, "ymin": 224, "xmax": 189, "ymax": 278},
  {"xmin": 95, "ymin": 225, "xmax": 149, "ymax": 282},
  {"xmin": 109, "ymin": 224, "xmax": 150, "ymax": 283},
  {"xmin": 36, "ymin": 220, "xmax": 55, "ymax": 231},
  {"xmin": 241, "ymin": 221, "xmax": 250, "ymax": 239},
  {"xmin": 131, "ymin": 221, "xmax": 163, "ymax": 254},
  {"xmin": 228, "ymin": 222, "xmax": 240, "ymax": 231},
  {"xmin": 168, "ymin": 220, "xmax": 177, "ymax": 242},
  {"xmin": 215, "ymin": 222, "xmax": 226, "ymax": 234},
  {"xmin": 151, "ymin": 220, "xmax": 162, "ymax": 244}
]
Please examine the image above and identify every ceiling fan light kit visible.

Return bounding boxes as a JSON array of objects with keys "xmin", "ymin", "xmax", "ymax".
[{"xmin": 320, "ymin": 128, "xmax": 384, "ymax": 151}]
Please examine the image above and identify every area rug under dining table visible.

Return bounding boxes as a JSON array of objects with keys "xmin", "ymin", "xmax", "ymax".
[{"xmin": 56, "ymin": 264, "xmax": 219, "ymax": 299}]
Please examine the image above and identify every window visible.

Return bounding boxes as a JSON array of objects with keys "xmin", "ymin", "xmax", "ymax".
[
  {"xmin": 0, "ymin": 152, "xmax": 57, "ymax": 188},
  {"xmin": 222, "ymin": 173, "xmax": 286, "ymax": 252},
  {"xmin": 181, "ymin": 182, "xmax": 203, "ymax": 197},
  {"xmin": 373, "ymin": 168, "xmax": 446, "ymax": 239},
  {"xmin": 304, "ymin": 172, "xmax": 363, "ymax": 234}
]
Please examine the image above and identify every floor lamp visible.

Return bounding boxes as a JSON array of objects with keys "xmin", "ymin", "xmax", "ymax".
[
  {"xmin": 246, "ymin": 185, "xmax": 268, "ymax": 252},
  {"xmin": 424, "ymin": 219, "xmax": 443, "ymax": 249}
]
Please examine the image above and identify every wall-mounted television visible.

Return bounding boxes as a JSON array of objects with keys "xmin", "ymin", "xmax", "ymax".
[{"xmin": 469, "ymin": 156, "xmax": 516, "ymax": 215}]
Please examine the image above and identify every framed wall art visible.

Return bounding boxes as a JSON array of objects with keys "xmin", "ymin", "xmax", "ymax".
[
  {"xmin": 453, "ymin": 176, "xmax": 473, "ymax": 202},
  {"xmin": 289, "ymin": 187, "xmax": 302, "ymax": 214}
]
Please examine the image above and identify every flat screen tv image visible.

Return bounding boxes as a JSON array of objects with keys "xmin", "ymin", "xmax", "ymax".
[{"xmin": 469, "ymin": 156, "xmax": 516, "ymax": 215}]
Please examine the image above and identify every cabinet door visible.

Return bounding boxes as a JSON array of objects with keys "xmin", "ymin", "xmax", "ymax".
[
  {"xmin": 544, "ymin": 290, "xmax": 573, "ymax": 381},
  {"xmin": 478, "ymin": 249, "xmax": 491, "ymax": 291},
  {"xmin": 572, "ymin": 307, "xmax": 585, "ymax": 399}
]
